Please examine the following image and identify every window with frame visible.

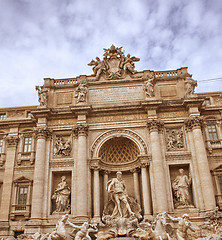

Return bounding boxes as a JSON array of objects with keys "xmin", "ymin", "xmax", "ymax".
[
  {"xmin": 207, "ymin": 124, "xmax": 219, "ymax": 141},
  {"xmin": 0, "ymin": 139, "xmax": 3, "ymax": 153},
  {"xmin": 0, "ymin": 114, "xmax": 6, "ymax": 120},
  {"xmin": 23, "ymin": 137, "xmax": 32, "ymax": 152},
  {"xmin": 17, "ymin": 186, "xmax": 28, "ymax": 205}
]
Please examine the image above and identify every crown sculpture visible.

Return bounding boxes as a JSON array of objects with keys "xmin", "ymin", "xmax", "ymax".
[{"xmin": 88, "ymin": 44, "xmax": 140, "ymax": 80}]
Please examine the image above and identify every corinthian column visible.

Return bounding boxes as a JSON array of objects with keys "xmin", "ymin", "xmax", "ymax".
[
  {"xmin": 147, "ymin": 119, "xmax": 168, "ymax": 213},
  {"xmin": 92, "ymin": 166, "xmax": 100, "ymax": 221},
  {"xmin": 185, "ymin": 117, "xmax": 216, "ymax": 210},
  {"xmin": 0, "ymin": 135, "xmax": 19, "ymax": 221},
  {"xmin": 130, "ymin": 168, "xmax": 141, "ymax": 205},
  {"xmin": 74, "ymin": 124, "xmax": 88, "ymax": 220},
  {"xmin": 31, "ymin": 127, "xmax": 50, "ymax": 219}
]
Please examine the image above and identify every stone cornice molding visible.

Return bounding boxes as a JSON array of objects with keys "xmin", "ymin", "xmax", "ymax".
[
  {"xmin": 185, "ymin": 116, "xmax": 203, "ymax": 131},
  {"xmin": 6, "ymin": 135, "xmax": 19, "ymax": 147},
  {"xmin": 73, "ymin": 124, "xmax": 89, "ymax": 136},
  {"xmin": 147, "ymin": 119, "xmax": 164, "ymax": 132},
  {"xmin": 34, "ymin": 126, "xmax": 52, "ymax": 139}
]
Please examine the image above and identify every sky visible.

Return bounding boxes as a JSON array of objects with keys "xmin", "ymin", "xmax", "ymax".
[{"xmin": 0, "ymin": 0, "xmax": 222, "ymax": 108}]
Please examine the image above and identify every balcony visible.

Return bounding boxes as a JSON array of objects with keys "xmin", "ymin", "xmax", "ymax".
[{"xmin": 10, "ymin": 204, "xmax": 31, "ymax": 220}]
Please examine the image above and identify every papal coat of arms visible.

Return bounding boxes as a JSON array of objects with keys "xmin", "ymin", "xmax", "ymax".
[{"xmin": 88, "ymin": 45, "xmax": 140, "ymax": 80}]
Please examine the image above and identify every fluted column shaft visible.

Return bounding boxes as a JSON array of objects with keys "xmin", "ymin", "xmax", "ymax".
[
  {"xmin": 93, "ymin": 168, "xmax": 100, "ymax": 219},
  {"xmin": 0, "ymin": 135, "xmax": 19, "ymax": 221},
  {"xmin": 141, "ymin": 166, "xmax": 152, "ymax": 215},
  {"xmin": 132, "ymin": 169, "xmax": 141, "ymax": 205},
  {"xmin": 148, "ymin": 120, "xmax": 168, "ymax": 212},
  {"xmin": 31, "ymin": 128, "xmax": 49, "ymax": 219},
  {"xmin": 103, "ymin": 171, "xmax": 109, "ymax": 206},
  {"xmin": 186, "ymin": 117, "xmax": 216, "ymax": 210},
  {"xmin": 75, "ymin": 125, "xmax": 88, "ymax": 218}
]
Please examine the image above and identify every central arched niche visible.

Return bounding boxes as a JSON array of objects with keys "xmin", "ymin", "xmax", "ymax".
[{"xmin": 99, "ymin": 137, "xmax": 140, "ymax": 164}]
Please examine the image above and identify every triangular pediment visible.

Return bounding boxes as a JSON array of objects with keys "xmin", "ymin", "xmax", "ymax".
[{"xmin": 14, "ymin": 176, "xmax": 32, "ymax": 183}]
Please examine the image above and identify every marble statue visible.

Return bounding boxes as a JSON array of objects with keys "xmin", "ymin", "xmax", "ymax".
[
  {"xmin": 36, "ymin": 86, "xmax": 48, "ymax": 107},
  {"xmin": 168, "ymin": 213, "xmax": 197, "ymax": 240},
  {"xmin": 49, "ymin": 214, "xmax": 69, "ymax": 240},
  {"xmin": 75, "ymin": 82, "xmax": 88, "ymax": 103},
  {"xmin": 121, "ymin": 53, "xmax": 140, "ymax": 75},
  {"xmin": 67, "ymin": 220, "xmax": 98, "ymax": 240},
  {"xmin": 54, "ymin": 136, "xmax": 71, "ymax": 156},
  {"xmin": 172, "ymin": 168, "xmax": 192, "ymax": 208},
  {"xmin": 106, "ymin": 171, "xmax": 134, "ymax": 218},
  {"xmin": 88, "ymin": 45, "xmax": 140, "ymax": 80},
  {"xmin": 52, "ymin": 176, "xmax": 71, "ymax": 214},
  {"xmin": 185, "ymin": 77, "xmax": 197, "ymax": 97},
  {"xmin": 144, "ymin": 76, "xmax": 155, "ymax": 98}
]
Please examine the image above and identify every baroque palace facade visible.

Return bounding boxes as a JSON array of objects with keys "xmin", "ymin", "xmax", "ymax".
[{"xmin": 0, "ymin": 45, "xmax": 222, "ymax": 239}]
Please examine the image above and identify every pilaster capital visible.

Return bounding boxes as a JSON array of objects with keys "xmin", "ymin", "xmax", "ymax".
[
  {"xmin": 6, "ymin": 135, "xmax": 19, "ymax": 148},
  {"xmin": 34, "ymin": 126, "xmax": 52, "ymax": 139},
  {"xmin": 130, "ymin": 168, "xmax": 139, "ymax": 173},
  {"xmin": 73, "ymin": 124, "xmax": 89, "ymax": 136},
  {"xmin": 147, "ymin": 119, "xmax": 164, "ymax": 132},
  {"xmin": 90, "ymin": 165, "xmax": 100, "ymax": 171},
  {"xmin": 185, "ymin": 116, "xmax": 203, "ymax": 131}
]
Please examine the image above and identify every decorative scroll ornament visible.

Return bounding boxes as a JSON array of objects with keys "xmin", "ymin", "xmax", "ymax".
[
  {"xmin": 54, "ymin": 136, "xmax": 72, "ymax": 157},
  {"xmin": 166, "ymin": 128, "xmax": 184, "ymax": 151},
  {"xmin": 6, "ymin": 135, "xmax": 19, "ymax": 147},
  {"xmin": 88, "ymin": 45, "xmax": 140, "ymax": 80},
  {"xmin": 147, "ymin": 119, "xmax": 164, "ymax": 132}
]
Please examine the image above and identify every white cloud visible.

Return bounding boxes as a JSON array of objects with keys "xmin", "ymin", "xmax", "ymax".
[{"xmin": 0, "ymin": 0, "xmax": 222, "ymax": 107}]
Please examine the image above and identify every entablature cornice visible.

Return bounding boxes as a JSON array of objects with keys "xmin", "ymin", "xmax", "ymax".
[{"xmin": 31, "ymin": 108, "xmax": 52, "ymax": 119}]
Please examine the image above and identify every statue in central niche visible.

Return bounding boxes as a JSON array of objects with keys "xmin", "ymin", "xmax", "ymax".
[{"xmin": 107, "ymin": 171, "xmax": 134, "ymax": 218}]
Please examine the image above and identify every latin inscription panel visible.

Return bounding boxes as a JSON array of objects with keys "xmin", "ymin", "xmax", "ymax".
[{"xmin": 89, "ymin": 86, "xmax": 143, "ymax": 103}]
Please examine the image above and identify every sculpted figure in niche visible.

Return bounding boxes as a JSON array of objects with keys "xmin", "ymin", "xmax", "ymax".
[
  {"xmin": 88, "ymin": 57, "xmax": 106, "ymax": 80},
  {"xmin": 185, "ymin": 77, "xmax": 197, "ymax": 97},
  {"xmin": 52, "ymin": 176, "xmax": 71, "ymax": 213},
  {"xmin": 75, "ymin": 82, "xmax": 88, "ymax": 103},
  {"xmin": 168, "ymin": 213, "xmax": 196, "ymax": 240},
  {"xmin": 172, "ymin": 168, "xmax": 192, "ymax": 208},
  {"xmin": 144, "ymin": 75, "xmax": 154, "ymax": 98},
  {"xmin": 36, "ymin": 86, "xmax": 48, "ymax": 106},
  {"xmin": 106, "ymin": 171, "xmax": 134, "ymax": 218}
]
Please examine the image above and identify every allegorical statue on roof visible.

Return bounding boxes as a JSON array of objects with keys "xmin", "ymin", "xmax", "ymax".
[{"xmin": 88, "ymin": 45, "xmax": 140, "ymax": 80}]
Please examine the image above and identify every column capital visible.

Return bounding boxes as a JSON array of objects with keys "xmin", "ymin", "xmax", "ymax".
[
  {"xmin": 73, "ymin": 124, "xmax": 88, "ymax": 136},
  {"xmin": 185, "ymin": 116, "xmax": 203, "ymax": 131},
  {"xmin": 34, "ymin": 126, "xmax": 52, "ymax": 139},
  {"xmin": 147, "ymin": 119, "xmax": 164, "ymax": 132},
  {"xmin": 6, "ymin": 135, "xmax": 19, "ymax": 148},
  {"xmin": 130, "ymin": 168, "xmax": 139, "ymax": 173}
]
